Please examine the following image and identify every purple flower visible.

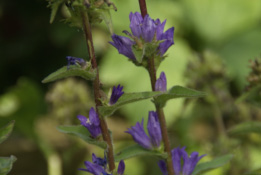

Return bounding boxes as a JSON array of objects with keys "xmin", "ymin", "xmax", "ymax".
[
  {"xmin": 155, "ymin": 72, "xmax": 167, "ymax": 91},
  {"xmin": 125, "ymin": 111, "xmax": 162, "ymax": 150},
  {"xmin": 79, "ymin": 153, "xmax": 125, "ymax": 175},
  {"xmin": 109, "ymin": 34, "xmax": 136, "ymax": 60},
  {"xmin": 109, "ymin": 84, "xmax": 124, "ymax": 105},
  {"xmin": 110, "ymin": 12, "xmax": 174, "ymax": 61},
  {"xmin": 77, "ymin": 107, "xmax": 101, "ymax": 138},
  {"xmin": 66, "ymin": 56, "xmax": 86, "ymax": 69},
  {"xmin": 117, "ymin": 160, "xmax": 125, "ymax": 175},
  {"xmin": 158, "ymin": 147, "xmax": 206, "ymax": 175}
]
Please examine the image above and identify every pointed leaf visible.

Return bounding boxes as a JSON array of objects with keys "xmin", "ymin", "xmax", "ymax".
[
  {"xmin": 155, "ymin": 86, "xmax": 206, "ymax": 107},
  {"xmin": 57, "ymin": 125, "xmax": 107, "ymax": 149},
  {"xmin": 99, "ymin": 9, "xmax": 114, "ymax": 34},
  {"xmin": 0, "ymin": 121, "xmax": 15, "ymax": 144},
  {"xmin": 114, "ymin": 144, "xmax": 167, "ymax": 162},
  {"xmin": 237, "ymin": 85, "xmax": 261, "ymax": 107},
  {"xmin": 42, "ymin": 65, "xmax": 96, "ymax": 83},
  {"xmin": 227, "ymin": 121, "xmax": 261, "ymax": 136},
  {"xmin": 98, "ymin": 91, "xmax": 160, "ymax": 117},
  {"xmin": 192, "ymin": 154, "xmax": 233, "ymax": 175},
  {"xmin": 0, "ymin": 155, "xmax": 17, "ymax": 175}
]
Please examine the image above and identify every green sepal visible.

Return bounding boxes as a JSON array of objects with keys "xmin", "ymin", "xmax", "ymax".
[
  {"xmin": 114, "ymin": 144, "xmax": 167, "ymax": 162},
  {"xmin": 48, "ymin": 0, "xmax": 65, "ymax": 23},
  {"xmin": 57, "ymin": 125, "xmax": 107, "ymax": 149},
  {"xmin": 132, "ymin": 45, "xmax": 144, "ymax": 64},
  {"xmin": 98, "ymin": 8, "xmax": 113, "ymax": 34},
  {"xmin": 0, "ymin": 121, "xmax": 15, "ymax": 144},
  {"xmin": 98, "ymin": 91, "xmax": 161, "ymax": 117},
  {"xmin": 227, "ymin": 121, "xmax": 261, "ymax": 136},
  {"xmin": 192, "ymin": 154, "xmax": 233, "ymax": 175},
  {"xmin": 154, "ymin": 86, "xmax": 206, "ymax": 108},
  {"xmin": 42, "ymin": 64, "xmax": 96, "ymax": 83},
  {"xmin": 0, "ymin": 155, "xmax": 17, "ymax": 175}
]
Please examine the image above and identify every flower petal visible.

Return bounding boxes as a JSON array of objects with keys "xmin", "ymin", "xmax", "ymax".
[
  {"xmin": 109, "ymin": 84, "xmax": 124, "ymax": 105},
  {"xmin": 147, "ymin": 111, "xmax": 162, "ymax": 148},
  {"xmin": 129, "ymin": 12, "xmax": 143, "ymax": 38},
  {"xmin": 141, "ymin": 15, "xmax": 157, "ymax": 42},
  {"xmin": 158, "ymin": 27, "xmax": 174, "ymax": 56},
  {"xmin": 125, "ymin": 119, "xmax": 153, "ymax": 149},
  {"xmin": 110, "ymin": 34, "xmax": 136, "ymax": 60},
  {"xmin": 117, "ymin": 160, "xmax": 125, "ymax": 175}
]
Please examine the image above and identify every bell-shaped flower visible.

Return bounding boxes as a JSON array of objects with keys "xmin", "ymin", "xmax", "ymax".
[
  {"xmin": 125, "ymin": 111, "xmax": 162, "ymax": 149},
  {"xmin": 77, "ymin": 107, "xmax": 101, "ymax": 138},
  {"xmin": 109, "ymin": 35, "xmax": 136, "ymax": 60},
  {"xmin": 109, "ymin": 84, "xmax": 124, "ymax": 105},
  {"xmin": 155, "ymin": 72, "xmax": 167, "ymax": 92},
  {"xmin": 158, "ymin": 147, "xmax": 206, "ymax": 175},
  {"xmin": 110, "ymin": 12, "xmax": 174, "ymax": 61}
]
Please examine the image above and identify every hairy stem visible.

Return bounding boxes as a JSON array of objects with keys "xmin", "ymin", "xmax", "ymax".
[
  {"xmin": 81, "ymin": 10, "xmax": 115, "ymax": 171},
  {"xmin": 138, "ymin": 0, "xmax": 175, "ymax": 174}
]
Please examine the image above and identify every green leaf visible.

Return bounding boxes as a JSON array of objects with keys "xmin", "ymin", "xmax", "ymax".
[
  {"xmin": 237, "ymin": 85, "xmax": 261, "ymax": 107},
  {"xmin": 114, "ymin": 144, "xmax": 167, "ymax": 162},
  {"xmin": 42, "ymin": 65, "xmax": 96, "ymax": 83},
  {"xmin": 0, "ymin": 121, "xmax": 15, "ymax": 144},
  {"xmin": 192, "ymin": 154, "xmax": 233, "ymax": 175},
  {"xmin": 0, "ymin": 155, "xmax": 17, "ymax": 175},
  {"xmin": 98, "ymin": 91, "xmax": 160, "ymax": 117},
  {"xmin": 57, "ymin": 125, "xmax": 107, "ymax": 149},
  {"xmin": 227, "ymin": 121, "xmax": 261, "ymax": 136},
  {"xmin": 155, "ymin": 86, "xmax": 206, "ymax": 107},
  {"xmin": 98, "ymin": 9, "xmax": 113, "ymax": 34}
]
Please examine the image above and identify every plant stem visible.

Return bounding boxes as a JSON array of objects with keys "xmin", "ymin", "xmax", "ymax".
[
  {"xmin": 81, "ymin": 10, "xmax": 115, "ymax": 171},
  {"xmin": 138, "ymin": 1, "xmax": 175, "ymax": 174}
]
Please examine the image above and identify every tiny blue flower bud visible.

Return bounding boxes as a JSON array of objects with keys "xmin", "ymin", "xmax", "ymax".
[
  {"xmin": 155, "ymin": 72, "xmax": 167, "ymax": 91},
  {"xmin": 77, "ymin": 107, "xmax": 101, "ymax": 138},
  {"xmin": 117, "ymin": 160, "xmax": 125, "ymax": 175},
  {"xmin": 66, "ymin": 56, "xmax": 86, "ymax": 69},
  {"xmin": 109, "ymin": 84, "xmax": 124, "ymax": 105}
]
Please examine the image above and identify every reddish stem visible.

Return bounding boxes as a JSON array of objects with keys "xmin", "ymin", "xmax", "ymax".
[
  {"xmin": 81, "ymin": 10, "xmax": 115, "ymax": 171},
  {"xmin": 138, "ymin": 0, "xmax": 175, "ymax": 174}
]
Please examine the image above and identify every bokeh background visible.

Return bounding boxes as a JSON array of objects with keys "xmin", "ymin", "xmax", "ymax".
[{"xmin": 1, "ymin": 0, "xmax": 261, "ymax": 174}]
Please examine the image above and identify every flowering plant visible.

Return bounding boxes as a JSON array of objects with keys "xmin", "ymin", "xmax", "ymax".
[{"xmin": 41, "ymin": 0, "xmax": 234, "ymax": 174}]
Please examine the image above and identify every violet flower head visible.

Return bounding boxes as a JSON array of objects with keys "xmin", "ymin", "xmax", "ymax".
[
  {"xmin": 77, "ymin": 107, "xmax": 101, "ymax": 138},
  {"xmin": 110, "ymin": 12, "xmax": 174, "ymax": 61},
  {"xmin": 66, "ymin": 56, "xmax": 86, "ymax": 69},
  {"xmin": 109, "ymin": 84, "xmax": 124, "ymax": 105},
  {"xmin": 79, "ymin": 161, "xmax": 106, "ymax": 175},
  {"xmin": 158, "ymin": 147, "xmax": 206, "ymax": 175},
  {"xmin": 125, "ymin": 111, "xmax": 162, "ymax": 150},
  {"xmin": 155, "ymin": 72, "xmax": 167, "ymax": 92}
]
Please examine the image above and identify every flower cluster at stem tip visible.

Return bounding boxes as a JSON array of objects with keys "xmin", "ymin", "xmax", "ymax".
[
  {"xmin": 110, "ymin": 12, "xmax": 174, "ymax": 64},
  {"xmin": 79, "ymin": 153, "xmax": 125, "ymax": 175},
  {"xmin": 158, "ymin": 147, "xmax": 206, "ymax": 175}
]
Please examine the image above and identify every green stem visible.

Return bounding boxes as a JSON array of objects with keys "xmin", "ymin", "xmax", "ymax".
[
  {"xmin": 81, "ymin": 9, "xmax": 115, "ymax": 171},
  {"xmin": 138, "ymin": 0, "xmax": 175, "ymax": 174}
]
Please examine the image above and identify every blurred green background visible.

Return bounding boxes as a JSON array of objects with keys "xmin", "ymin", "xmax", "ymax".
[{"xmin": 1, "ymin": 0, "xmax": 261, "ymax": 174}]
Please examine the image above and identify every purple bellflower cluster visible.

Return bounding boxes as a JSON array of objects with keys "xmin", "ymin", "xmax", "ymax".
[
  {"xmin": 158, "ymin": 147, "xmax": 206, "ymax": 175},
  {"xmin": 126, "ymin": 111, "xmax": 162, "ymax": 150},
  {"xmin": 79, "ymin": 153, "xmax": 125, "ymax": 175},
  {"xmin": 110, "ymin": 12, "xmax": 174, "ymax": 63},
  {"xmin": 77, "ymin": 107, "xmax": 102, "ymax": 138},
  {"xmin": 155, "ymin": 72, "xmax": 167, "ymax": 92},
  {"xmin": 66, "ymin": 56, "xmax": 87, "ymax": 69},
  {"xmin": 109, "ymin": 84, "xmax": 124, "ymax": 105}
]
